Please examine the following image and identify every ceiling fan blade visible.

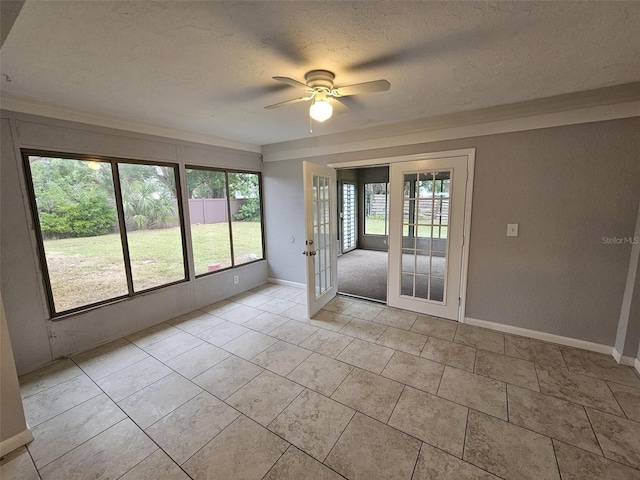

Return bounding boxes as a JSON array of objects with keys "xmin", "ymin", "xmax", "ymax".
[
  {"xmin": 272, "ymin": 76, "xmax": 309, "ymax": 90},
  {"xmin": 335, "ymin": 79, "xmax": 391, "ymax": 97},
  {"xmin": 329, "ymin": 97, "xmax": 350, "ymax": 114},
  {"xmin": 264, "ymin": 96, "xmax": 312, "ymax": 109}
]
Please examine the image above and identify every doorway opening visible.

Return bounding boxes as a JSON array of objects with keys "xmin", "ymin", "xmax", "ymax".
[
  {"xmin": 337, "ymin": 166, "xmax": 390, "ymax": 303},
  {"xmin": 321, "ymin": 148, "xmax": 474, "ymax": 321}
]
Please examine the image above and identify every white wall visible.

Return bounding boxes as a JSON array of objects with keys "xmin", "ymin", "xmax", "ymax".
[
  {"xmin": 1, "ymin": 111, "xmax": 267, "ymax": 373},
  {"xmin": 263, "ymin": 117, "xmax": 640, "ymax": 350}
]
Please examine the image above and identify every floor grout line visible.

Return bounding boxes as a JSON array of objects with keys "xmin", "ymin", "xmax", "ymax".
[{"xmin": 16, "ymin": 287, "xmax": 640, "ymax": 479}]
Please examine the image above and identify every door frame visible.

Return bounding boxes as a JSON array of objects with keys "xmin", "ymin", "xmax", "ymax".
[{"xmin": 328, "ymin": 148, "xmax": 475, "ymax": 322}]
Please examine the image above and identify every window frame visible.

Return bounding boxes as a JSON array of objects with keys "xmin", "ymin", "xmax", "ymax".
[
  {"xmin": 185, "ymin": 164, "xmax": 266, "ymax": 278},
  {"xmin": 22, "ymin": 149, "xmax": 190, "ymax": 319}
]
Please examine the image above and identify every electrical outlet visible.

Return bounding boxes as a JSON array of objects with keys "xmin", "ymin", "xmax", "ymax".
[
  {"xmin": 233, "ymin": 275, "xmax": 239, "ymax": 284},
  {"xmin": 507, "ymin": 224, "xmax": 519, "ymax": 237}
]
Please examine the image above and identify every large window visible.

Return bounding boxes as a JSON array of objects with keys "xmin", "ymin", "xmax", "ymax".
[
  {"xmin": 186, "ymin": 167, "xmax": 264, "ymax": 276},
  {"xmin": 24, "ymin": 153, "xmax": 188, "ymax": 316},
  {"xmin": 364, "ymin": 182, "xmax": 389, "ymax": 235}
]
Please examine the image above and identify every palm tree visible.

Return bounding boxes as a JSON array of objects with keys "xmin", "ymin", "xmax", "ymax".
[{"xmin": 121, "ymin": 177, "xmax": 178, "ymax": 230}]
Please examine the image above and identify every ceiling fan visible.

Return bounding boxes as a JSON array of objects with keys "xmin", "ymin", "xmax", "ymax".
[{"xmin": 264, "ymin": 70, "xmax": 390, "ymax": 124}]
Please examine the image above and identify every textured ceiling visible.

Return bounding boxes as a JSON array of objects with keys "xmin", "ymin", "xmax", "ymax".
[{"xmin": 1, "ymin": 1, "xmax": 639, "ymax": 146}]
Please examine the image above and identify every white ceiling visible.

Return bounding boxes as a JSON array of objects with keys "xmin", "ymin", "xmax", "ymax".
[{"xmin": 1, "ymin": 1, "xmax": 639, "ymax": 146}]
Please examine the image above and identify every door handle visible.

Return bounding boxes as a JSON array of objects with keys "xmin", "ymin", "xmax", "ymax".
[{"xmin": 303, "ymin": 251, "xmax": 317, "ymax": 256}]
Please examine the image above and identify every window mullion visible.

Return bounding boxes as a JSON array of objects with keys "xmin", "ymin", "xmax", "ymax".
[
  {"xmin": 173, "ymin": 166, "xmax": 190, "ymax": 281},
  {"xmin": 225, "ymin": 172, "xmax": 236, "ymax": 267},
  {"xmin": 111, "ymin": 162, "xmax": 135, "ymax": 295}
]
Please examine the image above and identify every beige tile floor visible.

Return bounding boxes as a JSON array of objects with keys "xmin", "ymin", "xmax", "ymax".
[{"xmin": 3, "ymin": 284, "xmax": 640, "ymax": 480}]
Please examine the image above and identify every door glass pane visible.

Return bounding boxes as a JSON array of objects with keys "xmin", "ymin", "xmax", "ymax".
[
  {"xmin": 118, "ymin": 163, "xmax": 186, "ymax": 291},
  {"xmin": 415, "ymin": 224, "xmax": 432, "ymax": 238},
  {"xmin": 432, "ymin": 254, "xmax": 446, "ymax": 277},
  {"xmin": 404, "ymin": 174, "xmax": 416, "ymax": 197},
  {"xmin": 416, "ymin": 252, "xmax": 430, "ymax": 275},
  {"xmin": 397, "ymin": 169, "xmax": 451, "ymax": 304},
  {"xmin": 28, "ymin": 156, "xmax": 128, "ymax": 312},
  {"xmin": 401, "ymin": 274, "xmax": 414, "ymax": 296},
  {"xmin": 186, "ymin": 169, "xmax": 232, "ymax": 275},
  {"xmin": 228, "ymin": 172, "xmax": 263, "ymax": 265},
  {"xmin": 401, "ymin": 249, "xmax": 415, "ymax": 273},
  {"xmin": 417, "ymin": 172, "xmax": 434, "ymax": 198},
  {"xmin": 403, "ymin": 199, "xmax": 412, "ymax": 224},
  {"xmin": 430, "ymin": 277, "xmax": 445, "ymax": 302},
  {"xmin": 415, "ymin": 275, "xmax": 429, "ymax": 299},
  {"xmin": 433, "ymin": 172, "xmax": 449, "ymax": 239},
  {"xmin": 416, "ymin": 199, "xmax": 433, "ymax": 225}
]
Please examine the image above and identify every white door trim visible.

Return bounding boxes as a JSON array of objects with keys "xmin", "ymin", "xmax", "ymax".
[
  {"xmin": 458, "ymin": 149, "xmax": 475, "ymax": 323},
  {"xmin": 327, "ymin": 148, "xmax": 477, "ymax": 169}
]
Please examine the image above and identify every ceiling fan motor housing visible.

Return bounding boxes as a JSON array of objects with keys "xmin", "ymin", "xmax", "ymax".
[{"xmin": 305, "ymin": 70, "xmax": 335, "ymax": 90}]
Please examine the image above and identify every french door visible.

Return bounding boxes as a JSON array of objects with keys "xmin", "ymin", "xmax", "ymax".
[
  {"xmin": 387, "ymin": 156, "xmax": 469, "ymax": 320},
  {"xmin": 303, "ymin": 161, "xmax": 337, "ymax": 317}
]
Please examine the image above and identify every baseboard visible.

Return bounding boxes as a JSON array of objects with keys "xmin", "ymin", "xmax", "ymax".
[
  {"xmin": 267, "ymin": 278, "xmax": 306, "ymax": 289},
  {"xmin": 0, "ymin": 428, "xmax": 33, "ymax": 457},
  {"xmin": 464, "ymin": 317, "xmax": 612, "ymax": 356},
  {"xmin": 635, "ymin": 357, "xmax": 640, "ymax": 375},
  {"xmin": 613, "ymin": 348, "xmax": 622, "ymax": 364},
  {"xmin": 613, "ymin": 348, "xmax": 637, "ymax": 367}
]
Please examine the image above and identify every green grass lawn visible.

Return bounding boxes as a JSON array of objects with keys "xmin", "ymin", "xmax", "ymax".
[
  {"xmin": 364, "ymin": 216, "xmax": 388, "ymax": 235},
  {"xmin": 43, "ymin": 222, "xmax": 263, "ymax": 312}
]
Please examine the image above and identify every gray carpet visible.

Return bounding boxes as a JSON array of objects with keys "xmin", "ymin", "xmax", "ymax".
[
  {"xmin": 338, "ymin": 249, "xmax": 447, "ymax": 303},
  {"xmin": 338, "ymin": 250, "xmax": 388, "ymax": 302}
]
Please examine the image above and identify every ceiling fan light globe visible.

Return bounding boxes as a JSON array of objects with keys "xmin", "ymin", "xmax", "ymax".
[{"xmin": 309, "ymin": 100, "xmax": 333, "ymax": 122}]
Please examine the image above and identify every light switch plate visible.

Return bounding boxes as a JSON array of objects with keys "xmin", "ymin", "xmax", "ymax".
[{"xmin": 507, "ymin": 224, "xmax": 519, "ymax": 237}]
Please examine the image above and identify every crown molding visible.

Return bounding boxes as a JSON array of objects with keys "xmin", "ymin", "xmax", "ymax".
[
  {"xmin": 262, "ymin": 82, "xmax": 640, "ymax": 162},
  {"xmin": 0, "ymin": 94, "xmax": 261, "ymax": 153}
]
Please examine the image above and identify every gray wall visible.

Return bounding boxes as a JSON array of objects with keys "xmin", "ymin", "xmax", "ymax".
[
  {"xmin": 263, "ymin": 117, "xmax": 640, "ymax": 348},
  {"xmin": 263, "ymin": 159, "xmax": 305, "ymax": 284},
  {"xmin": 1, "ymin": 111, "xmax": 267, "ymax": 373}
]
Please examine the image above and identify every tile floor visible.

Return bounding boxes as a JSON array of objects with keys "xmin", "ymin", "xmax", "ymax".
[{"xmin": 2, "ymin": 283, "xmax": 640, "ymax": 480}]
